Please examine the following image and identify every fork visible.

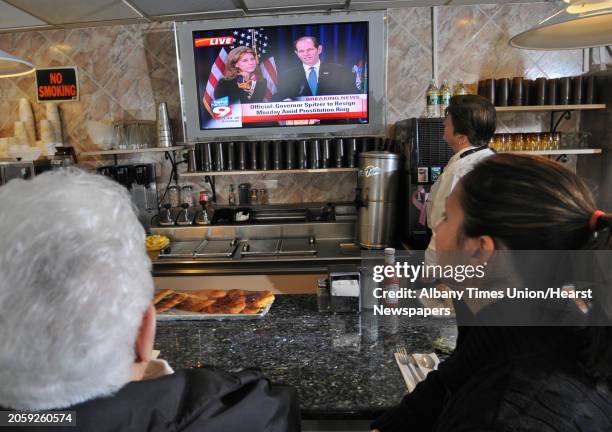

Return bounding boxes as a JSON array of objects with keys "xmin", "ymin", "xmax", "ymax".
[{"xmin": 395, "ymin": 346, "xmax": 422, "ymax": 384}]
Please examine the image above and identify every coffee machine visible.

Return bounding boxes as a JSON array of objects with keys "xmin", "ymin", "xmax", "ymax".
[
  {"xmin": 0, "ymin": 160, "xmax": 52, "ymax": 185},
  {"xmin": 394, "ymin": 117, "xmax": 454, "ymax": 248},
  {"xmin": 97, "ymin": 163, "xmax": 159, "ymax": 229}
]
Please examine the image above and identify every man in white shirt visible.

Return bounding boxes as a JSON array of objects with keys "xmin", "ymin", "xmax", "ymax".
[
  {"xmin": 274, "ymin": 36, "xmax": 358, "ymax": 101},
  {"xmin": 426, "ymin": 95, "xmax": 497, "ymax": 265}
]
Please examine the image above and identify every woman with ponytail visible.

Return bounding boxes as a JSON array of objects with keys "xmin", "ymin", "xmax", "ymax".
[{"xmin": 372, "ymin": 154, "xmax": 612, "ymax": 432}]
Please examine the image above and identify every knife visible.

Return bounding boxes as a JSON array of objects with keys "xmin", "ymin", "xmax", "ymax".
[{"xmin": 408, "ymin": 354, "xmax": 427, "ymax": 381}]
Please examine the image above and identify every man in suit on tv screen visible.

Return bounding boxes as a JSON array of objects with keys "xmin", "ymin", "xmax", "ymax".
[{"xmin": 275, "ymin": 36, "xmax": 358, "ymax": 101}]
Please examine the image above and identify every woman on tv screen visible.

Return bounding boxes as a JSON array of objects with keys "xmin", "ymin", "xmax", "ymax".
[{"xmin": 213, "ymin": 46, "xmax": 266, "ymax": 104}]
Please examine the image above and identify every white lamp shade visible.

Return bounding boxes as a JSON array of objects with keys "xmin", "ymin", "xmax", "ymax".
[
  {"xmin": 566, "ymin": 0, "xmax": 612, "ymax": 14},
  {"xmin": 0, "ymin": 49, "xmax": 35, "ymax": 78},
  {"xmin": 510, "ymin": 10, "xmax": 612, "ymax": 50}
]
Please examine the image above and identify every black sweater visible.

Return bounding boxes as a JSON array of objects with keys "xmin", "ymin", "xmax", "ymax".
[{"xmin": 371, "ymin": 300, "xmax": 612, "ymax": 432}]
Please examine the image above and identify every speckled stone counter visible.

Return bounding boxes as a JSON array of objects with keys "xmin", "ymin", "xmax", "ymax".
[{"xmin": 154, "ymin": 295, "xmax": 457, "ymax": 420}]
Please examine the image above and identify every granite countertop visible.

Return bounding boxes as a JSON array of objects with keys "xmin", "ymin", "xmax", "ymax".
[{"xmin": 154, "ymin": 295, "xmax": 457, "ymax": 420}]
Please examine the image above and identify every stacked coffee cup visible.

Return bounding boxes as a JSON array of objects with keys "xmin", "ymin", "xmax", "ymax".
[{"xmin": 157, "ymin": 102, "xmax": 173, "ymax": 148}]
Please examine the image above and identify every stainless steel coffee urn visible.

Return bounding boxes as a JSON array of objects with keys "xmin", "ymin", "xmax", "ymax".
[{"xmin": 357, "ymin": 151, "xmax": 400, "ymax": 249}]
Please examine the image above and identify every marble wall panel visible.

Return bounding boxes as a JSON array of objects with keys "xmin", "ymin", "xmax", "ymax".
[
  {"xmin": 437, "ymin": 6, "xmax": 490, "ymax": 69},
  {"xmin": 102, "ymin": 40, "xmax": 157, "ymax": 121},
  {"xmin": 64, "ymin": 25, "xmax": 138, "ymax": 87},
  {"xmin": 386, "ymin": 7, "xmax": 432, "ymax": 123},
  {"xmin": 387, "ymin": 7, "xmax": 431, "ymax": 50}
]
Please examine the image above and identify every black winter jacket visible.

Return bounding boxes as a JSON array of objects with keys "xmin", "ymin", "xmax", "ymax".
[{"xmin": 4, "ymin": 367, "xmax": 300, "ymax": 432}]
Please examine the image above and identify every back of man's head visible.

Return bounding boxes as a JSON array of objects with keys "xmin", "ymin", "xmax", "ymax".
[
  {"xmin": 447, "ymin": 95, "xmax": 496, "ymax": 147},
  {"xmin": 0, "ymin": 169, "xmax": 153, "ymax": 411}
]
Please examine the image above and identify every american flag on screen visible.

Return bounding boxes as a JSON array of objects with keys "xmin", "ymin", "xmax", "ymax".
[{"xmin": 203, "ymin": 28, "xmax": 278, "ymax": 114}]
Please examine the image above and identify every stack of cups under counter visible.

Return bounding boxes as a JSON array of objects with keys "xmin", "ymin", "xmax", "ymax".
[
  {"xmin": 157, "ymin": 102, "xmax": 173, "ymax": 148},
  {"xmin": 18, "ymin": 98, "xmax": 36, "ymax": 145}
]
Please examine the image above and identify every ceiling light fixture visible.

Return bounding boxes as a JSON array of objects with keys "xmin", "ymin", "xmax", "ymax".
[
  {"xmin": 564, "ymin": 0, "xmax": 612, "ymax": 14},
  {"xmin": 0, "ymin": 49, "xmax": 35, "ymax": 78},
  {"xmin": 510, "ymin": 1, "xmax": 612, "ymax": 50}
]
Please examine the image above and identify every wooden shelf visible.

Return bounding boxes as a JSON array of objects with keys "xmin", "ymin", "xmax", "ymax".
[
  {"xmin": 180, "ymin": 167, "xmax": 359, "ymax": 177},
  {"xmin": 78, "ymin": 146, "xmax": 186, "ymax": 157},
  {"xmin": 496, "ymin": 104, "xmax": 606, "ymax": 112},
  {"xmin": 501, "ymin": 148, "xmax": 602, "ymax": 155}
]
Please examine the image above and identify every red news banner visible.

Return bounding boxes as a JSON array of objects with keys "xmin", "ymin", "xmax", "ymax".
[{"xmin": 241, "ymin": 94, "xmax": 367, "ymax": 123}]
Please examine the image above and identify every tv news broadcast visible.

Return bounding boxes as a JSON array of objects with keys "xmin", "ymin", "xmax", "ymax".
[{"xmin": 192, "ymin": 22, "xmax": 369, "ymax": 130}]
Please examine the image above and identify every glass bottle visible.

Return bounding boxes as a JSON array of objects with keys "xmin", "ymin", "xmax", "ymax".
[
  {"xmin": 181, "ymin": 185, "xmax": 194, "ymax": 207},
  {"xmin": 383, "ymin": 248, "xmax": 400, "ymax": 309},
  {"xmin": 168, "ymin": 185, "xmax": 180, "ymax": 208},
  {"xmin": 250, "ymin": 188, "xmax": 259, "ymax": 205},
  {"xmin": 259, "ymin": 188, "xmax": 267, "ymax": 205},
  {"xmin": 439, "ymin": 80, "xmax": 452, "ymax": 115},
  {"xmin": 228, "ymin": 184, "xmax": 236, "ymax": 206},
  {"xmin": 426, "ymin": 80, "xmax": 440, "ymax": 118},
  {"xmin": 317, "ymin": 278, "xmax": 330, "ymax": 313},
  {"xmin": 197, "ymin": 191, "xmax": 211, "ymax": 225}
]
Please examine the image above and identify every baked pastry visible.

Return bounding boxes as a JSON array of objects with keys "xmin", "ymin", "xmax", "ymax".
[
  {"xmin": 176, "ymin": 294, "xmax": 216, "ymax": 312},
  {"xmin": 155, "ymin": 292, "xmax": 188, "ymax": 313},
  {"xmin": 227, "ymin": 289, "xmax": 247, "ymax": 299},
  {"xmin": 245, "ymin": 291, "xmax": 275, "ymax": 309},
  {"xmin": 154, "ymin": 289, "xmax": 273, "ymax": 315},
  {"xmin": 205, "ymin": 295, "xmax": 246, "ymax": 314},
  {"xmin": 153, "ymin": 289, "xmax": 174, "ymax": 305},
  {"xmin": 190, "ymin": 289, "xmax": 227, "ymax": 299}
]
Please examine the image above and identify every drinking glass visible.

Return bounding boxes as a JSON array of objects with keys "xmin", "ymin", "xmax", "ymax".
[
  {"xmin": 552, "ymin": 133, "xmax": 561, "ymax": 150},
  {"xmin": 493, "ymin": 134, "xmax": 504, "ymax": 152},
  {"xmin": 524, "ymin": 133, "xmax": 534, "ymax": 151},
  {"xmin": 533, "ymin": 133, "xmax": 542, "ymax": 151},
  {"xmin": 511, "ymin": 133, "xmax": 524, "ymax": 151},
  {"xmin": 501, "ymin": 134, "xmax": 511, "ymax": 152},
  {"xmin": 126, "ymin": 123, "xmax": 137, "ymax": 150},
  {"xmin": 542, "ymin": 133, "xmax": 553, "ymax": 150},
  {"xmin": 113, "ymin": 124, "xmax": 127, "ymax": 150}
]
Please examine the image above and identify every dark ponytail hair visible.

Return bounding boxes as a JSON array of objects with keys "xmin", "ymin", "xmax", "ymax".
[{"xmin": 459, "ymin": 154, "xmax": 612, "ymax": 380}]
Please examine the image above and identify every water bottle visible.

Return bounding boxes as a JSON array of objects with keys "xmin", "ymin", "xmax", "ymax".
[
  {"xmin": 439, "ymin": 80, "xmax": 452, "ymax": 115},
  {"xmin": 426, "ymin": 80, "xmax": 440, "ymax": 118}
]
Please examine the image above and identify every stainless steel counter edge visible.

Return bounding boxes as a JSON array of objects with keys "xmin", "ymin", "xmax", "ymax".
[
  {"xmin": 150, "ymin": 221, "xmax": 356, "ymax": 242},
  {"xmin": 152, "ymin": 261, "xmax": 357, "ymax": 276},
  {"xmin": 151, "ymin": 238, "xmax": 363, "ymax": 276}
]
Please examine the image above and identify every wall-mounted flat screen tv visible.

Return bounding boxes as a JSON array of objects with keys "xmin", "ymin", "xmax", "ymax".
[{"xmin": 175, "ymin": 12, "xmax": 386, "ymax": 141}]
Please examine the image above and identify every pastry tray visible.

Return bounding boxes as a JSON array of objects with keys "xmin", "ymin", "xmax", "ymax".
[{"xmin": 156, "ymin": 303, "xmax": 272, "ymax": 321}]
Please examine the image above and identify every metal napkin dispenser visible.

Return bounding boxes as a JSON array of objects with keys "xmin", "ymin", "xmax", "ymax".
[{"xmin": 329, "ymin": 268, "xmax": 361, "ymax": 313}]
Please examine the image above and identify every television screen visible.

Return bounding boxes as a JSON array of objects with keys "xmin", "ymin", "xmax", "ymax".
[
  {"xmin": 192, "ymin": 22, "xmax": 368, "ymax": 130},
  {"xmin": 176, "ymin": 12, "xmax": 386, "ymax": 141}
]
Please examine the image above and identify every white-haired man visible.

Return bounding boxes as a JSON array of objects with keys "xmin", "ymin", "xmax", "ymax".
[{"xmin": 0, "ymin": 169, "xmax": 299, "ymax": 431}]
